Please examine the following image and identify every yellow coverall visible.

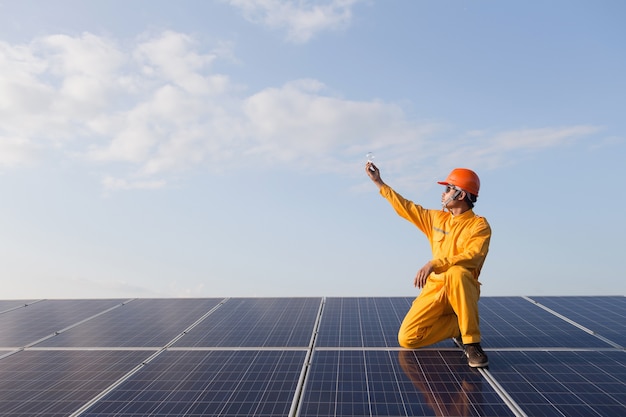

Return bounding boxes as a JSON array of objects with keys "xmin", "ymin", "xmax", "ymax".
[{"xmin": 379, "ymin": 184, "xmax": 491, "ymax": 347}]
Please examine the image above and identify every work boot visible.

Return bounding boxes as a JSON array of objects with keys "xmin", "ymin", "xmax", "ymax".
[{"xmin": 464, "ymin": 343, "xmax": 489, "ymax": 368}]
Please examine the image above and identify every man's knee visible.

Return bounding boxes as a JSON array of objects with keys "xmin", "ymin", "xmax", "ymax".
[
  {"xmin": 398, "ymin": 327, "xmax": 426, "ymax": 349},
  {"xmin": 398, "ymin": 331, "xmax": 413, "ymax": 348}
]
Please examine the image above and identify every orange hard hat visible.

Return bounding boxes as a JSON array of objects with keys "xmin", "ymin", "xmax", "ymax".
[{"xmin": 437, "ymin": 168, "xmax": 480, "ymax": 196}]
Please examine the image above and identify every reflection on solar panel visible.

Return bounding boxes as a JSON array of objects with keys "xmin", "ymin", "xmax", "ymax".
[
  {"xmin": 299, "ymin": 350, "xmax": 515, "ymax": 417},
  {"xmin": 0, "ymin": 296, "xmax": 624, "ymax": 416}
]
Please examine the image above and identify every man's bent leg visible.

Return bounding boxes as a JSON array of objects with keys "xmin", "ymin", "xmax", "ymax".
[
  {"xmin": 445, "ymin": 266, "xmax": 481, "ymax": 345},
  {"xmin": 398, "ymin": 276, "xmax": 462, "ymax": 348}
]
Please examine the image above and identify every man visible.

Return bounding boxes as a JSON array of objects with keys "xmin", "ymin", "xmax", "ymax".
[{"xmin": 366, "ymin": 162, "xmax": 491, "ymax": 368}]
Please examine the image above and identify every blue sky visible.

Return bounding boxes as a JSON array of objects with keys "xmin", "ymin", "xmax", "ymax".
[{"xmin": 1, "ymin": 0, "xmax": 624, "ymax": 299}]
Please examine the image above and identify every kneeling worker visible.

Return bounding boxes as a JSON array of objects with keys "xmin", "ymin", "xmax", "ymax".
[{"xmin": 366, "ymin": 162, "xmax": 491, "ymax": 368}]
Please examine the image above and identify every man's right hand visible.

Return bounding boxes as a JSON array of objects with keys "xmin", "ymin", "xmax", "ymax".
[
  {"xmin": 366, "ymin": 162, "xmax": 385, "ymax": 188},
  {"xmin": 414, "ymin": 261, "xmax": 434, "ymax": 289}
]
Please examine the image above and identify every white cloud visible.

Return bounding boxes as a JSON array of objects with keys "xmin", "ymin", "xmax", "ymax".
[
  {"xmin": 0, "ymin": 33, "xmax": 127, "ymax": 146},
  {"xmin": 0, "ymin": 136, "xmax": 39, "ymax": 168},
  {"xmin": 436, "ymin": 125, "xmax": 603, "ymax": 172},
  {"xmin": 40, "ymin": 33, "xmax": 127, "ymax": 117},
  {"xmin": 241, "ymin": 79, "xmax": 439, "ymax": 171},
  {"xmin": 0, "ymin": 40, "xmax": 54, "ymax": 134},
  {"xmin": 487, "ymin": 126, "xmax": 601, "ymax": 151},
  {"xmin": 133, "ymin": 30, "xmax": 225, "ymax": 94},
  {"xmin": 102, "ymin": 175, "xmax": 167, "ymax": 191},
  {"xmin": 43, "ymin": 33, "xmax": 124, "ymax": 76},
  {"xmin": 0, "ymin": 30, "xmax": 604, "ymax": 192},
  {"xmin": 223, "ymin": 0, "xmax": 363, "ymax": 43}
]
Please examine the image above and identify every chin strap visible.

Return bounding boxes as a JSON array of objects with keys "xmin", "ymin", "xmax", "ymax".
[{"xmin": 441, "ymin": 189, "xmax": 462, "ymax": 211}]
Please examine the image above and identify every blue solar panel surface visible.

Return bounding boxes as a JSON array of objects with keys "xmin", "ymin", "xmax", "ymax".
[
  {"xmin": 82, "ymin": 350, "xmax": 307, "ymax": 417},
  {"xmin": 299, "ymin": 350, "xmax": 515, "ymax": 417},
  {"xmin": 479, "ymin": 297, "xmax": 612, "ymax": 348},
  {"xmin": 37, "ymin": 298, "xmax": 223, "ymax": 347},
  {"xmin": 0, "ymin": 299, "xmax": 125, "ymax": 347},
  {"xmin": 173, "ymin": 297, "xmax": 321, "ymax": 348},
  {"xmin": 529, "ymin": 296, "xmax": 626, "ymax": 348},
  {"xmin": 316, "ymin": 297, "xmax": 454, "ymax": 349},
  {"xmin": 0, "ymin": 296, "xmax": 624, "ymax": 417},
  {"xmin": 316, "ymin": 297, "xmax": 410, "ymax": 348},
  {"xmin": 0, "ymin": 299, "xmax": 36, "ymax": 313},
  {"xmin": 489, "ymin": 350, "xmax": 626, "ymax": 417},
  {"xmin": 0, "ymin": 350, "xmax": 151, "ymax": 417}
]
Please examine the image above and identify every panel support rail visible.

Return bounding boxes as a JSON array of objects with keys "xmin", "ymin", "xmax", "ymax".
[
  {"xmin": 479, "ymin": 368, "xmax": 529, "ymax": 417},
  {"xmin": 289, "ymin": 297, "xmax": 325, "ymax": 417}
]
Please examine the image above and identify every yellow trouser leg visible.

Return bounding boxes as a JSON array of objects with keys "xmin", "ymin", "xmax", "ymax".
[
  {"xmin": 446, "ymin": 266, "xmax": 481, "ymax": 345},
  {"xmin": 398, "ymin": 266, "xmax": 481, "ymax": 348}
]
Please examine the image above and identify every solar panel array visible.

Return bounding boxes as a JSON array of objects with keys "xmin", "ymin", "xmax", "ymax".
[{"xmin": 0, "ymin": 296, "xmax": 624, "ymax": 416}]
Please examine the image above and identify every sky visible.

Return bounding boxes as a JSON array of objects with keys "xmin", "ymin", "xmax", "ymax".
[{"xmin": 1, "ymin": 0, "xmax": 625, "ymax": 299}]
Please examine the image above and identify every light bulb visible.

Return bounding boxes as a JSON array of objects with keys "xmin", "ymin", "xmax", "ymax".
[{"xmin": 366, "ymin": 152, "xmax": 376, "ymax": 171}]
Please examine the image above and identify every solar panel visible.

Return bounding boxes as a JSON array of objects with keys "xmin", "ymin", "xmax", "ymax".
[
  {"xmin": 316, "ymin": 297, "xmax": 412, "ymax": 348},
  {"xmin": 37, "ymin": 298, "xmax": 224, "ymax": 348},
  {"xmin": 479, "ymin": 297, "xmax": 612, "ymax": 348},
  {"xmin": 173, "ymin": 298, "xmax": 321, "ymax": 348},
  {"xmin": 0, "ymin": 296, "xmax": 624, "ymax": 417},
  {"xmin": 0, "ymin": 300, "xmax": 37, "ymax": 314},
  {"xmin": 0, "ymin": 299, "xmax": 126, "ymax": 348},
  {"xmin": 299, "ymin": 350, "xmax": 516, "ymax": 417},
  {"xmin": 528, "ymin": 296, "xmax": 626, "ymax": 347},
  {"xmin": 79, "ymin": 350, "xmax": 307, "ymax": 417},
  {"xmin": 0, "ymin": 350, "xmax": 150, "ymax": 417},
  {"xmin": 488, "ymin": 350, "xmax": 626, "ymax": 417}
]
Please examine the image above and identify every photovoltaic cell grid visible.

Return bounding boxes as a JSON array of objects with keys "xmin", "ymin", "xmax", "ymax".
[
  {"xmin": 81, "ymin": 350, "xmax": 307, "ymax": 417},
  {"xmin": 0, "ymin": 350, "xmax": 151, "ymax": 417},
  {"xmin": 298, "ymin": 350, "xmax": 515, "ymax": 417},
  {"xmin": 0, "ymin": 299, "xmax": 37, "ymax": 313},
  {"xmin": 0, "ymin": 296, "xmax": 624, "ymax": 417},
  {"xmin": 315, "ymin": 297, "xmax": 411, "ymax": 348},
  {"xmin": 479, "ymin": 297, "xmax": 612, "ymax": 348},
  {"xmin": 316, "ymin": 297, "xmax": 454, "ymax": 349},
  {"xmin": 173, "ymin": 297, "xmax": 321, "ymax": 348},
  {"xmin": 38, "ymin": 298, "xmax": 224, "ymax": 347},
  {"xmin": 489, "ymin": 350, "xmax": 626, "ymax": 417},
  {"xmin": 0, "ymin": 299, "xmax": 125, "ymax": 347},
  {"xmin": 529, "ymin": 296, "xmax": 626, "ymax": 348}
]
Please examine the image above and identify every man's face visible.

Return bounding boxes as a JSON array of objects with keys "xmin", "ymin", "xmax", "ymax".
[{"xmin": 441, "ymin": 184, "xmax": 463, "ymax": 208}]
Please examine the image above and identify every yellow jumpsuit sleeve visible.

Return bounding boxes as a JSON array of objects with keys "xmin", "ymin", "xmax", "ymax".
[{"xmin": 379, "ymin": 184, "xmax": 433, "ymax": 236}]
